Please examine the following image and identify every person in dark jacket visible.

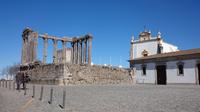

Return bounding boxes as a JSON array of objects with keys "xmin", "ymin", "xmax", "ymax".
[
  {"xmin": 16, "ymin": 71, "xmax": 30, "ymax": 90},
  {"xmin": 16, "ymin": 71, "xmax": 22, "ymax": 90}
]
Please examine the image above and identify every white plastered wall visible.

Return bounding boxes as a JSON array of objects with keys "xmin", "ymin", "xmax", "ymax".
[
  {"xmin": 162, "ymin": 42, "xmax": 179, "ymax": 53},
  {"xmin": 133, "ymin": 40, "xmax": 178, "ymax": 59},
  {"xmin": 166, "ymin": 59, "xmax": 196, "ymax": 84},
  {"xmin": 133, "ymin": 41, "xmax": 158, "ymax": 59},
  {"xmin": 134, "ymin": 59, "xmax": 197, "ymax": 84},
  {"xmin": 135, "ymin": 63, "xmax": 156, "ymax": 84}
]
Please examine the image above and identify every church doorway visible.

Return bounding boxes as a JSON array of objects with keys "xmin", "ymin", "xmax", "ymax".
[
  {"xmin": 198, "ymin": 64, "xmax": 200, "ymax": 85},
  {"xmin": 156, "ymin": 65, "xmax": 167, "ymax": 85}
]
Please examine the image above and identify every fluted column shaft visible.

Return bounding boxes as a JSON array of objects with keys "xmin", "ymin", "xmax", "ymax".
[
  {"xmin": 62, "ymin": 41, "xmax": 66, "ymax": 63},
  {"xmin": 84, "ymin": 39, "xmax": 87, "ymax": 64},
  {"xmin": 74, "ymin": 42, "xmax": 77, "ymax": 64},
  {"xmin": 78, "ymin": 40, "xmax": 82, "ymax": 64},
  {"xmin": 71, "ymin": 42, "xmax": 74, "ymax": 64},
  {"xmin": 80, "ymin": 40, "xmax": 83, "ymax": 64},
  {"xmin": 88, "ymin": 37, "xmax": 92, "ymax": 65},
  {"xmin": 33, "ymin": 32, "xmax": 38, "ymax": 62},
  {"xmin": 77, "ymin": 41, "xmax": 79, "ymax": 64},
  {"xmin": 28, "ymin": 34, "xmax": 33, "ymax": 62},
  {"xmin": 25, "ymin": 37, "xmax": 28, "ymax": 63},
  {"xmin": 53, "ymin": 39, "xmax": 58, "ymax": 63},
  {"xmin": 43, "ymin": 38, "xmax": 48, "ymax": 63},
  {"xmin": 21, "ymin": 38, "xmax": 25, "ymax": 64}
]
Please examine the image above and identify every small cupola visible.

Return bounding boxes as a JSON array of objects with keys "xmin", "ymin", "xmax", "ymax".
[{"xmin": 139, "ymin": 29, "xmax": 151, "ymax": 41}]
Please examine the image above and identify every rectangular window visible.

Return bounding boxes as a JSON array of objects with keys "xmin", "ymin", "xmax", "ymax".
[
  {"xmin": 142, "ymin": 66, "xmax": 146, "ymax": 75},
  {"xmin": 177, "ymin": 64, "xmax": 184, "ymax": 76}
]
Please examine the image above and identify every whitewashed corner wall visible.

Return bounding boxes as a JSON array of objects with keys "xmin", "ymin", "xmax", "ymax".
[
  {"xmin": 134, "ymin": 59, "xmax": 197, "ymax": 84},
  {"xmin": 135, "ymin": 63, "xmax": 156, "ymax": 84},
  {"xmin": 166, "ymin": 59, "xmax": 196, "ymax": 84}
]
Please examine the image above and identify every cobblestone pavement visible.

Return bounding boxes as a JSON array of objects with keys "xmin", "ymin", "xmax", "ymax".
[{"xmin": 0, "ymin": 84, "xmax": 200, "ymax": 112}]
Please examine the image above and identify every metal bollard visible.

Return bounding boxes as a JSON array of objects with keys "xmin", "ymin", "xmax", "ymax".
[
  {"xmin": 32, "ymin": 85, "xmax": 35, "ymax": 98},
  {"xmin": 5, "ymin": 80, "xmax": 7, "ymax": 88},
  {"xmin": 39, "ymin": 86, "xmax": 44, "ymax": 101},
  {"xmin": 59, "ymin": 88, "xmax": 66, "ymax": 109},
  {"xmin": 48, "ymin": 87, "xmax": 53, "ymax": 104},
  {"xmin": 24, "ymin": 85, "xmax": 27, "ymax": 95},
  {"xmin": 8, "ymin": 81, "xmax": 11, "ymax": 90},
  {"xmin": 13, "ymin": 82, "xmax": 15, "ymax": 90},
  {"xmin": 3, "ymin": 80, "xmax": 5, "ymax": 87},
  {"xmin": 18, "ymin": 83, "xmax": 21, "ymax": 92}
]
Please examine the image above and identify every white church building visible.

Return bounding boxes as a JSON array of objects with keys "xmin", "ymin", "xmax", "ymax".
[{"xmin": 129, "ymin": 30, "xmax": 200, "ymax": 85}]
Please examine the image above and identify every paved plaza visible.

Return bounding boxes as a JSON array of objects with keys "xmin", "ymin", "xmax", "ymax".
[{"xmin": 0, "ymin": 84, "xmax": 200, "ymax": 112}]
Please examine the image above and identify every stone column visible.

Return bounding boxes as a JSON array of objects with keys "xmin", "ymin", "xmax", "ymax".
[
  {"xmin": 25, "ymin": 37, "xmax": 29, "ymax": 63},
  {"xmin": 26, "ymin": 34, "xmax": 31, "ymax": 63},
  {"xmin": 78, "ymin": 40, "xmax": 81, "ymax": 64},
  {"xmin": 71, "ymin": 42, "xmax": 74, "ymax": 64},
  {"xmin": 28, "ymin": 34, "xmax": 32, "ymax": 63},
  {"xmin": 62, "ymin": 41, "xmax": 66, "ymax": 63},
  {"xmin": 43, "ymin": 37, "xmax": 48, "ymax": 64},
  {"xmin": 53, "ymin": 39, "xmax": 58, "ymax": 63},
  {"xmin": 80, "ymin": 40, "xmax": 83, "ymax": 64},
  {"xmin": 88, "ymin": 37, "xmax": 92, "ymax": 65},
  {"xmin": 74, "ymin": 42, "xmax": 77, "ymax": 64},
  {"xmin": 77, "ymin": 41, "xmax": 79, "ymax": 64},
  {"xmin": 21, "ymin": 37, "xmax": 26, "ymax": 64},
  {"xmin": 33, "ymin": 32, "xmax": 38, "ymax": 62},
  {"xmin": 84, "ymin": 39, "xmax": 87, "ymax": 64}
]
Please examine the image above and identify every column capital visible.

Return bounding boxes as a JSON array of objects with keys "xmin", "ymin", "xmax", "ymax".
[
  {"xmin": 61, "ymin": 38, "xmax": 68, "ymax": 43},
  {"xmin": 78, "ymin": 40, "xmax": 83, "ymax": 45},
  {"xmin": 32, "ymin": 32, "xmax": 38, "ymax": 38},
  {"xmin": 42, "ymin": 33, "xmax": 48, "ymax": 39},
  {"xmin": 85, "ymin": 34, "xmax": 93, "ymax": 39},
  {"xmin": 22, "ymin": 27, "xmax": 33, "ymax": 39}
]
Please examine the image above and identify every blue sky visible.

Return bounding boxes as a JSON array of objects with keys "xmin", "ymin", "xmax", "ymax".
[{"xmin": 0, "ymin": 0, "xmax": 200, "ymax": 69}]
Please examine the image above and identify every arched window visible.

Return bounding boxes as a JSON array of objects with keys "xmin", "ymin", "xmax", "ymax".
[{"xmin": 177, "ymin": 62, "xmax": 184, "ymax": 75}]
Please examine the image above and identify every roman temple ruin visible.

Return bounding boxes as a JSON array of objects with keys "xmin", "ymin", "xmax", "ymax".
[
  {"xmin": 21, "ymin": 27, "xmax": 92, "ymax": 65},
  {"xmin": 19, "ymin": 28, "xmax": 133, "ymax": 85}
]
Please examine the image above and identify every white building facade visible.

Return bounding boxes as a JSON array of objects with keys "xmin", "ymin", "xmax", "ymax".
[
  {"xmin": 129, "ymin": 30, "xmax": 200, "ymax": 85},
  {"xmin": 130, "ymin": 30, "xmax": 178, "ymax": 60},
  {"xmin": 132, "ymin": 50, "xmax": 200, "ymax": 85}
]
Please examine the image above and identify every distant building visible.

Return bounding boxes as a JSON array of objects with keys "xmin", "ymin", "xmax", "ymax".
[{"xmin": 129, "ymin": 30, "xmax": 200, "ymax": 85}]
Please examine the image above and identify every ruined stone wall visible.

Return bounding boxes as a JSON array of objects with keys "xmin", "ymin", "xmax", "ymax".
[
  {"xmin": 25, "ymin": 63, "xmax": 134, "ymax": 85},
  {"xmin": 26, "ymin": 64, "xmax": 69, "ymax": 85},
  {"xmin": 65, "ymin": 64, "xmax": 133, "ymax": 85}
]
